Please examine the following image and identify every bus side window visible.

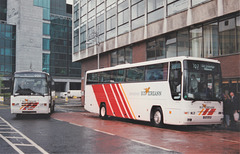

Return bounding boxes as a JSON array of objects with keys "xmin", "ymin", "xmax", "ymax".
[
  {"xmin": 145, "ymin": 64, "xmax": 164, "ymax": 81},
  {"xmin": 87, "ymin": 73, "xmax": 98, "ymax": 84},
  {"xmin": 115, "ymin": 69, "xmax": 125, "ymax": 82},
  {"xmin": 126, "ymin": 67, "xmax": 144, "ymax": 82}
]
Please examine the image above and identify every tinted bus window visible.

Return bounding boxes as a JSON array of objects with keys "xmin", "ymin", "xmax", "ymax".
[
  {"xmin": 145, "ymin": 63, "xmax": 167, "ymax": 81},
  {"xmin": 126, "ymin": 66, "xmax": 145, "ymax": 82},
  {"xmin": 87, "ymin": 73, "xmax": 98, "ymax": 84}
]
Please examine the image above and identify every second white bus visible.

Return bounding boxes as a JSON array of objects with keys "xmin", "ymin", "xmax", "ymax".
[
  {"xmin": 11, "ymin": 71, "xmax": 55, "ymax": 116},
  {"xmin": 84, "ymin": 56, "xmax": 223, "ymax": 127}
]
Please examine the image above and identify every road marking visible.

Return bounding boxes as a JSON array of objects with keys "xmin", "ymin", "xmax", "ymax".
[
  {"xmin": 93, "ymin": 129, "xmax": 115, "ymax": 136},
  {"xmin": 0, "ymin": 128, "xmax": 12, "ymax": 130},
  {"xmin": 220, "ymin": 138, "xmax": 240, "ymax": 144},
  {"xmin": 0, "ymin": 117, "xmax": 49, "ymax": 154},
  {"xmin": 0, "ymin": 134, "xmax": 24, "ymax": 154},
  {"xmin": 54, "ymin": 118, "xmax": 64, "ymax": 122},
  {"xmin": 131, "ymin": 139, "xmax": 173, "ymax": 152},
  {"xmin": 5, "ymin": 136, "xmax": 24, "ymax": 139},
  {"xmin": 69, "ymin": 122, "xmax": 83, "ymax": 127},
  {"xmin": 0, "ymin": 131, "xmax": 18, "ymax": 133},
  {"xmin": 15, "ymin": 144, "xmax": 34, "ymax": 146}
]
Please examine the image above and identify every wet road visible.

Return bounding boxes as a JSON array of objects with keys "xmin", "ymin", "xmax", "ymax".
[
  {"xmin": 1, "ymin": 100, "xmax": 240, "ymax": 153},
  {"xmin": 0, "ymin": 104, "xmax": 176, "ymax": 153},
  {"xmin": 52, "ymin": 111, "xmax": 240, "ymax": 154}
]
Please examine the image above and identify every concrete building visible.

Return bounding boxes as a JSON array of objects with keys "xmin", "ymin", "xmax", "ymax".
[
  {"xmin": 72, "ymin": 0, "xmax": 240, "ymax": 100},
  {"xmin": 5, "ymin": 0, "xmax": 81, "ymax": 94}
]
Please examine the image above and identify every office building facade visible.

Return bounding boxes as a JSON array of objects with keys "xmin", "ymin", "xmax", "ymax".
[
  {"xmin": 6, "ymin": 0, "xmax": 81, "ymax": 93},
  {"xmin": 0, "ymin": 0, "xmax": 16, "ymax": 95},
  {"xmin": 72, "ymin": 0, "xmax": 240, "ymax": 99}
]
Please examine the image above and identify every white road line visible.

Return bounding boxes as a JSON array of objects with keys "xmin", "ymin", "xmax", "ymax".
[
  {"xmin": 0, "ymin": 131, "xmax": 17, "ymax": 133},
  {"xmin": 54, "ymin": 118, "xmax": 64, "ymax": 122},
  {"xmin": 0, "ymin": 117, "xmax": 49, "ymax": 154},
  {"xmin": 94, "ymin": 129, "xmax": 115, "ymax": 136},
  {"xmin": 14, "ymin": 144, "xmax": 34, "ymax": 146},
  {"xmin": 131, "ymin": 139, "xmax": 173, "ymax": 152},
  {"xmin": 220, "ymin": 138, "xmax": 240, "ymax": 144},
  {"xmin": 0, "ymin": 134, "xmax": 24, "ymax": 154},
  {"xmin": 5, "ymin": 136, "xmax": 25, "ymax": 139},
  {"xmin": 69, "ymin": 122, "xmax": 83, "ymax": 127}
]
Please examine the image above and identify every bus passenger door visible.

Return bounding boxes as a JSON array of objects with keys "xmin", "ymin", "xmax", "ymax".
[{"xmin": 169, "ymin": 61, "xmax": 182, "ymax": 100}]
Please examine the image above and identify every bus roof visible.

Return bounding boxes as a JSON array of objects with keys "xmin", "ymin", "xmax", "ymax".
[
  {"xmin": 86, "ymin": 56, "xmax": 220, "ymax": 74},
  {"xmin": 14, "ymin": 71, "xmax": 50, "ymax": 77}
]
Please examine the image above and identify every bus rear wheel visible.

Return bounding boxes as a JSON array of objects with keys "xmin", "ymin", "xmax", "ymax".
[
  {"xmin": 99, "ymin": 104, "xmax": 107, "ymax": 119},
  {"xmin": 151, "ymin": 108, "xmax": 163, "ymax": 127}
]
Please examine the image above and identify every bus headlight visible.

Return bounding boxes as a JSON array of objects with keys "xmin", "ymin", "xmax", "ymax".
[{"xmin": 12, "ymin": 103, "xmax": 20, "ymax": 106}]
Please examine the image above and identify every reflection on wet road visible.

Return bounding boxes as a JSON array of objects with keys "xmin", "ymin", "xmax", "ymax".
[{"xmin": 52, "ymin": 112, "xmax": 240, "ymax": 154}]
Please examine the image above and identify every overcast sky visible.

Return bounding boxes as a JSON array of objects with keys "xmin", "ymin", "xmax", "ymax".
[{"xmin": 66, "ymin": 0, "xmax": 73, "ymax": 4}]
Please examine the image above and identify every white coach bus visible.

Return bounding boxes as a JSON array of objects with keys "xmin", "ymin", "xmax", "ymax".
[
  {"xmin": 85, "ymin": 56, "xmax": 223, "ymax": 127},
  {"xmin": 11, "ymin": 71, "xmax": 55, "ymax": 116}
]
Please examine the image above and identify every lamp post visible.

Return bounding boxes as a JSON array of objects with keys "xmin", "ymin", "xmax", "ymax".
[{"xmin": 86, "ymin": 29, "xmax": 100, "ymax": 69}]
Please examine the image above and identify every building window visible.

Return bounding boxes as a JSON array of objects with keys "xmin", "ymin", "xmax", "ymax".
[
  {"xmin": 167, "ymin": 0, "xmax": 188, "ymax": 16},
  {"xmin": 80, "ymin": 25, "xmax": 86, "ymax": 50},
  {"xmin": 43, "ymin": 23, "xmax": 50, "ymax": 35},
  {"xmin": 203, "ymin": 22, "xmax": 218, "ymax": 57},
  {"xmin": 131, "ymin": 0, "xmax": 144, "ymax": 30},
  {"xmin": 111, "ymin": 46, "xmax": 132, "ymax": 66},
  {"xmin": 190, "ymin": 26, "xmax": 202, "ymax": 57},
  {"xmin": 237, "ymin": 16, "xmax": 240, "ymax": 53},
  {"xmin": 219, "ymin": 18, "xmax": 237, "ymax": 55},
  {"xmin": 74, "ymin": 29, "xmax": 79, "ymax": 52},
  {"xmin": 192, "ymin": 0, "xmax": 210, "ymax": 7},
  {"xmin": 147, "ymin": 0, "xmax": 164, "ymax": 23},
  {"xmin": 74, "ymin": 4, "xmax": 79, "ymax": 28},
  {"xmin": 146, "ymin": 37, "xmax": 165, "ymax": 61},
  {"xmin": 118, "ymin": 0, "xmax": 129, "ymax": 35},
  {"xmin": 43, "ymin": 38, "xmax": 50, "ymax": 50},
  {"xmin": 177, "ymin": 29, "xmax": 189, "ymax": 56},
  {"xmin": 166, "ymin": 33, "xmax": 177, "ymax": 58},
  {"xmin": 42, "ymin": 53, "xmax": 50, "ymax": 73},
  {"xmin": 34, "ymin": 0, "xmax": 50, "ymax": 20},
  {"xmin": 106, "ymin": 3, "xmax": 116, "ymax": 39},
  {"xmin": 88, "ymin": 0, "xmax": 95, "ymax": 11},
  {"xmin": 97, "ymin": 2, "xmax": 105, "ymax": 43}
]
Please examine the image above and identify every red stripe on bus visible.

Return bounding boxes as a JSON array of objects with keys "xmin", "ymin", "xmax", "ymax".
[
  {"xmin": 202, "ymin": 109, "xmax": 210, "ymax": 115},
  {"xmin": 104, "ymin": 84, "xmax": 122, "ymax": 117},
  {"xmin": 92, "ymin": 84, "xmax": 114, "ymax": 116},
  {"xmin": 115, "ymin": 84, "xmax": 134, "ymax": 119},
  {"xmin": 207, "ymin": 109, "xmax": 216, "ymax": 115},
  {"xmin": 111, "ymin": 84, "xmax": 128, "ymax": 118}
]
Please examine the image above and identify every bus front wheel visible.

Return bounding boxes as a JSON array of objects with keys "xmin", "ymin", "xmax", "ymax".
[
  {"xmin": 99, "ymin": 104, "xmax": 107, "ymax": 119},
  {"xmin": 151, "ymin": 108, "xmax": 163, "ymax": 127}
]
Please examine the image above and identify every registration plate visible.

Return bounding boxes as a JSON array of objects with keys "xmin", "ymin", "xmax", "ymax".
[{"xmin": 203, "ymin": 116, "xmax": 212, "ymax": 119}]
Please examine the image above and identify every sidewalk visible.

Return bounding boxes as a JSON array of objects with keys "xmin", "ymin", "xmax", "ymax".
[{"xmin": 55, "ymin": 98, "xmax": 85, "ymax": 112}]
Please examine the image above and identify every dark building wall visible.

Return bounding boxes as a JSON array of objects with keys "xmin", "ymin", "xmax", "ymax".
[
  {"xmin": 214, "ymin": 55, "xmax": 240, "ymax": 79},
  {"xmin": 132, "ymin": 42, "xmax": 146, "ymax": 63},
  {"xmin": 0, "ymin": 0, "xmax": 7, "ymax": 21}
]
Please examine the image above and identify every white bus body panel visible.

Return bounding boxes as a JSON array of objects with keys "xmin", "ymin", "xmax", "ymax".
[
  {"xmin": 11, "ymin": 96, "xmax": 51, "ymax": 114},
  {"xmin": 85, "ymin": 82, "xmax": 223, "ymax": 125}
]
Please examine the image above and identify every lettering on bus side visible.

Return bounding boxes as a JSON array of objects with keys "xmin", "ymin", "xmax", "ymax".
[{"xmin": 141, "ymin": 87, "xmax": 162, "ymax": 96}]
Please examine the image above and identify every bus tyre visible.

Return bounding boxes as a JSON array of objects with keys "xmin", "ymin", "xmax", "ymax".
[
  {"xmin": 151, "ymin": 108, "xmax": 163, "ymax": 127},
  {"xmin": 16, "ymin": 114, "xmax": 21, "ymax": 118},
  {"xmin": 99, "ymin": 104, "xmax": 107, "ymax": 119}
]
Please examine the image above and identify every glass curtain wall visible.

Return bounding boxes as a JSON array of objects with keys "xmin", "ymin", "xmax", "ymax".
[
  {"xmin": 146, "ymin": 14, "xmax": 240, "ymax": 60},
  {"xmin": 0, "ymin": 24, "xmax": 16, "ymax": 76}
]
